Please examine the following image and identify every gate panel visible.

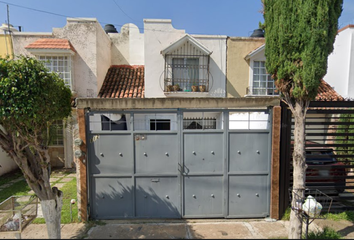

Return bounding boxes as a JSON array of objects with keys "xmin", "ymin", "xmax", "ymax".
[
  {"xmin": 135, "ymin": 134, "xmax": 178, "ymax": 174},
  {"xmin": 90, "ymin": 135, "xmax": 134, "ymax": 175},
  {"xmin": 228, "ymin": 175, "xmax": 269, "ymax": 217},
  {"xmin": 183, "ymin": 176, "xmax": 223, "ymax": 217},
  {"xmin": 135, "ymin": 177, "xmax": 180, "ymax": 218},
  {"xmin": 183, "ymin": 133, "xmax": 224, "ymax": 173},
  {"xmin": 229, "ymin": 132, "xmax": 269, "ymax": 173},
  {"xmin": 92, "ymin": 177, "xmax": 134, "ymax": 219}
]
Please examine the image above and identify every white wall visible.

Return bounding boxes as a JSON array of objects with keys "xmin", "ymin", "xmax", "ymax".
[
  {"xmin": 0, "ymin": 150, "xmax": 17, "ymax": 176},
  {"xmin": 144, "ymin": 19, "xmax": 227, "ymax": 98},
  {"xmin": 324, "ymin": 26, "xmax": 353, "ymax": 98},
  {"xmin": 110, "ymin": 23, "xmax": 144, "ymax": 66},
  {"xmin": 53, "ymin": 18, "xmax": 111, "ymax": 97}
]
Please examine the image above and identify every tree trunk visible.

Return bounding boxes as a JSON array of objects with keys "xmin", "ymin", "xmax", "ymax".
[
  {"xmin": 288, "ymin": 101, "xmax": 307, "ymax": 239},
  {"xmin": 41, "ymin": 188, "xmax": 63, "ymax": 239}
]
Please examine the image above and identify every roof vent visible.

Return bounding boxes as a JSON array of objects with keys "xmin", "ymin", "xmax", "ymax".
[
  {"xmin": 250, "ymin": 29, "xmax": 264, "ymax": 38},
  {"xmin": 104, "ymin": 24, "xmax": 118, "ymax": 34}
]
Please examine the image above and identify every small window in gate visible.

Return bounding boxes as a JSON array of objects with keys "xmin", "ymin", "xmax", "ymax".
[
  {"xmin": 183, "ymin": 112, "xmax": 222, "ymax": 130},
  {"xmin": 150, "ymin": 119, "xmax": 171, "ymax": 130},
  {"xmin": 229, "ymin": 111, "xmax": 269, "ymax": 130}
]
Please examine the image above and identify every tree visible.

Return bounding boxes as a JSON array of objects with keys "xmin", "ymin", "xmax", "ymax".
[
  {"xmin": 263, "ymin": 0, "xmax": 343, "ymax": 238},
  {"xmin": 0, "ymin": 56, "xmax": 72, "ymax": 239}
]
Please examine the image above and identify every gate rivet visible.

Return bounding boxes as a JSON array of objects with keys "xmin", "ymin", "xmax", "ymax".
[
  {"xmin": 211, "ymin": 151, "xmax": 215, "ymax": 155},
  {"xmin": 237, "ymin": 151, "xmax": 241, "ymax": 154},
  {"xmin": 166, "ymin": 195, "xmax": 169, "ymax": 199},
  {"xmin": 120, "ymin": 196, "xmax": 123, "ymax": 199},
  {"xmin": 119, "ymin": 153, "xmax": 123, "ymax": 157},
  {"xmin": 144, "ymin": 195, "xmax": 147, "ymax": 198},
  {"xmin": 100, "ymin": 153, "xmax": 104, "ymax": 156},
  {"xmin": 256, "ymin": 150, "xmax": 260, "ymax": 154},
  {"xmin": 193, "ymin": 195, "xmax": 196, "ymax": 198},
  {"xmin": 256, "ymin": 193, "xmax": 259, "ymax": 197},
  {"xmin": 165, "ymin": 152, "xmax": 169, "ymax": 156},
  {"xmin": 211, "ymin": 194, "xmax": 215, "ymax": 198},
  {"xmin": 144, "ymin": 152, "xmax": 147, "ymax": 157},
  {"xmin": 192, "ymin": 151, "xmax": 196, "ymax": 155},
  {"xmin": 237, "ymin": 193, "xmax": 240, "ymax": 197}
]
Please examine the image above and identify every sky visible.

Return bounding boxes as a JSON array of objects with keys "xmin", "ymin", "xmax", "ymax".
[{"xmin": 0, "ymin": 0, "xmax": 354, "ymax": 37}]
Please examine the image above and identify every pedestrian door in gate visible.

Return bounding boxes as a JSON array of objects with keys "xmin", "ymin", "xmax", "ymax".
[{"xmin": 87, "ymin": 110, "xmax": 272, "ymax": 219}]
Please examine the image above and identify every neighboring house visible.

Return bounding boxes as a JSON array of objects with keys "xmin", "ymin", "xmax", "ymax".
[
  {"xmin": 11, "ymin": 18, "xmax": 112, "ymax": 168},
  {"xmin": 0, "ymin": 24, "xmax": 18, "ymax": 176},
  {"xmin": 324, "ymin": 24, "xmax": 354, "ymax": 99}
]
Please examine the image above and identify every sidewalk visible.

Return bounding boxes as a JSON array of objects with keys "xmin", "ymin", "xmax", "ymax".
[{"xmin": 2, "ymin": 169, "xmax": 354, "ymax": 239}]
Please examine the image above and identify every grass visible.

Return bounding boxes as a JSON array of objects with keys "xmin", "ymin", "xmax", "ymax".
[
  {"xmin": 324, "ymin": 211, "xmax": 354, "ymax": 222},
  {"xmin": 307, "ymin": 227, "xmax": 342, "ymax": 239},
  {"xmin": 0, "ymin": 168, "xmax": 79, "ymax": 224}
]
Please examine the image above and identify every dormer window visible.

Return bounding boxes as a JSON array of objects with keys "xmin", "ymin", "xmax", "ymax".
[
  {"xmin": 25, "ymin": 38, "xmax": 76, "ymax": 90},
  {"xmin": 162, "ymin": 35, "xmax": 212, "ymax": 93},
  {"xmin": 245, "ymin": 44, "xmax": 278, "ymax": 96}
]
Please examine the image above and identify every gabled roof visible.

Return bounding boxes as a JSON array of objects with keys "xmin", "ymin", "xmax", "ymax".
[
  {"xmin": 245, "ymin": 44, "xmax": 265, "ymax": 60},
  {"xmin": 161, "ymin": 34, "xmax": 212, "ymax": 55},
  {"xmin": 316, "ymin": 79, "xmax": 344, "ymax": 101},
  {"xmin": 25, "ymin": 38, "xmax": 76, "ymax": 54},
  {"xmin": 98, "ymin": 65, "xmax": 144, "ymax": 98}
]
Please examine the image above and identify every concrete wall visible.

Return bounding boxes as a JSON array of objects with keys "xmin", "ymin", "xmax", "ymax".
[
  {"xmin": 0, "ymin": 149, "xmax": 17, "ymax": 176},
  {"xmin": 324, "ymin": 25, "xmax": 353, "ymax": 98},
  {"xmin": 0, "ymin": 34, "xmax": 13, "ymax": 58},
  {"xmin": 144, "ymin": 19, "xmax": 227, "ymax": 98},
  {"xmin": 110, "ymin": 23, "xmax": 144, "ymax": 66},
  {"xmin": 227, "ymin": 37, "xmax": 265, "ymax": 97}
]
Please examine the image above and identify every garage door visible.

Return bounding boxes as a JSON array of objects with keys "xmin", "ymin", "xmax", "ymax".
[{"xmin": 87, "ymin": 110, "xmax": 271, "ymax": 219}]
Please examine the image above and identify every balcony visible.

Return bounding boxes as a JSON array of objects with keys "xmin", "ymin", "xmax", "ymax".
[{"xmin": 164, "ymin": 54, "xmax": 210, "ymax": 93}]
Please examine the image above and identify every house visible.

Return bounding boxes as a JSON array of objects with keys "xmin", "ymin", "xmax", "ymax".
[
  {"xmin": 10, "ymin": 17, "xmax": 350, "ymax": 220},
  {"xmin": 75, "ymin": 19, "xmax": 282, "ymax": 221},
  {"xmin": 0, "ymin": 23, "xmax": 18, "ymax": 176},
  {"xmin": 324, "ymin": 24, "xmax": 354, "ymax": 99}
]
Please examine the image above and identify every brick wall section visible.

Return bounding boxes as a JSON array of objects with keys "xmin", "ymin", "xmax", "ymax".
[
  {"xmin": 77, "ymin": 108, "xmax": 88, "ymax": 221},
  {"xmin": 270, "ymin": 106, "xmax": 281, "ymax": 219}
]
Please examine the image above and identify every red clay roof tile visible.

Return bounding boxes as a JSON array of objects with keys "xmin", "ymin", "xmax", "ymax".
[
  {"xmin": 25, "ymin": 38, "xmax": 76, "ymax": 52},
  {"xmin": 315, "ymin": 79, "xmax": 344, "ymax": 101},
  {"xmin": 98, "ymin": 65, "xmax": 145, "ymax": 99}
]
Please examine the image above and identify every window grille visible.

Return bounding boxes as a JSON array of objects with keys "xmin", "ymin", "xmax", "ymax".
[
  {"xmin": 250, "ymin": 61, "xmax": 278, "ymax": 96},
  {"xmin": 164, "ymin": 54, "xmax": 209, "ymax": 92},
  {"xmin": 39, "ymin": 55, "xmax": 72, "ymax": 89},
  {"xmin": 183, "ymin": 117, "xmax": 216, "ymax": 129},
  {"xmin": 49, "ymin": 120, "xmax": 64, "ymax": 146}
]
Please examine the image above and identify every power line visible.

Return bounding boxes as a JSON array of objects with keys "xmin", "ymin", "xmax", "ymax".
[
  {"xmin": 112, "ymin": 0, "xmax": 137, "ymax": 23},
  {"xmin": 0, "ymin": 0, "xmax": 227, "ymax": 36}
]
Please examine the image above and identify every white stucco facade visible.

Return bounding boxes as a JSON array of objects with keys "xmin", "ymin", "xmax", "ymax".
[
  {"xmin": 324, "ymin": 25, "xmax": 354, "ymax": 99},
  {"xmin": 144, "ymin": 19, "xmax": 227, "ymax": 98},
  {"xmin": 110, "ymin": 23, "xmax": 144, "ymax": 66}
]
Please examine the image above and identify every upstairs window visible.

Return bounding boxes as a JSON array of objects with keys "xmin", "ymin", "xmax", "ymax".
[
  {"xmin": 162, "ymin": 35, "xmax": 211, "ymax": 93},
  {"xmin": 249, "ymin": 61, "xmax": 278, "ymax": 96},
  {"xmin": 39, "ymin": 55, "xmax": 73, "ymax": 90}
]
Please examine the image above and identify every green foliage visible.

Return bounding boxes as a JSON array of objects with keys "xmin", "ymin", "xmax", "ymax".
[
  {"xmin": 263, "ymin": 0, "xmax": 343, "ymax": 101},
  {"xmin": 306, "ymin": 226, "xmax": 342, "ymax": 239},
  {"xmin": 336, "ymin": 113, "xmax": 354, "ymax": 164},
  {"xmin": 281, "ymin": 206, "xmax": 291, "ymax": 220},
  {"xmin": 324, "ymin": 211, "xmax": 354, "ymax": 222},
  {"xmin": 0, "ymin": 56, "xmax": 72, "ymax": 135}
]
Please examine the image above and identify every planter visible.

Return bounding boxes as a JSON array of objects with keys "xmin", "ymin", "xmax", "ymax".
[
  {"xmin": 173, "ymin": 85, "xmax": 180, "ymax": 91},
  {"xmin": 166, "ymin": 85, "xmax": 173, "ymax": 92},
  {"xmin": 199, "ymin": 85, "xmax": 206, "ymax": 92},
  {"xmin": 191, "ymin": 85, "xmax": 198, "ymax": 92}
]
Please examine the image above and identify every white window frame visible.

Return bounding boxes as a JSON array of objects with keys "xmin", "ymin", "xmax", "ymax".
[
  {"xmin": 49, "ymin": 120, "xmax": 64, "ymax": 146},
  {"xmin": 38, "ymin": 54, "xmax": 73, "ymax": 90},
  {"xmin": 249, "ymin": 59, "xmax": 277, "ymax": 96}
]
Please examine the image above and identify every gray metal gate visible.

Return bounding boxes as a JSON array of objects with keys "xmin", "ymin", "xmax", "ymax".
[{"xmin": 87, "ymin": 109, "xmax": 272, "ymax": 219}]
